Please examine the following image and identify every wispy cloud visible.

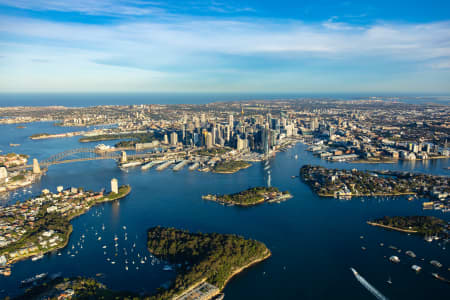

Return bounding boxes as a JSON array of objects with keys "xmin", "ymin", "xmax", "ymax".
[
  {"xmin": 0, "ymin": 0, "xmax": 255, "ymax": 17},
  {"xmin": 0, "ymin": 12, "xmax": 449, "ymax": 92},
  {"xmin": 0, "ymin": 0, "xmax": 165, "ymax": 16},
  {"xmin": 1, "ymin": 15, "xmax": 449, "ymax": 59}
]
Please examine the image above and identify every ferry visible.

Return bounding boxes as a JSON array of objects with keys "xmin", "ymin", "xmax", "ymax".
[
  {"xmin": 350, "ymin": 268, "xmax": 388, "ymax": 300},
  {"xmin": 0, "ymin": 267, "xmax": 11, "ymax": 276},
  {"xmin": 20, "ymin": 273, "xmax": 48, "ymax": 286},
  {"xmin": 163, "ymin": 265, "xmax": 173, "ymax": 271},
  {"xmin": 213, "ymin": 294, "xmax": 225, "ymax": 300},
  {"xmin": 31, "ymin": 254, "xmax": 44, "ymax": 261}
]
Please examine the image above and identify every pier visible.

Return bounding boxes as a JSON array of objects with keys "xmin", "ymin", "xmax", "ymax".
[
  {"xmin": 156, "ymin": 160, "xmax": 175, "ymax": 171},
  {"xmin": 141, "ymin": 160, "xmax": 163, "ymax": 170},
  {"xmin": 173, "ymin": 160, "xmax": 189, "ymax": 171},
  {"xmin": 189, "ymin": 162, "xmax": 200, "ymax": 171}
]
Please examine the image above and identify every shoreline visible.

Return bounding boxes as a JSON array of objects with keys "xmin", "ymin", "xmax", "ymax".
[
  {"xmin": 175, "ymin": 249, "xmax": 272, "ymax": 300},
  {"xmin": 220, "ymin": 249, "xmax": 272, "ymax": 291},
  {"xmin": 350, "ymin": 156, "xmax": 448, "ymax": 164},
  {"xmin": 203, "ymin": 191, "xmax": 292, "ymax": 207},
  {"xmin": 317, "ymin": 192, "xmax": 416, "ymax": 198},
  {"xmin": 366, "ymin": 221, "xmax": 418, "ymax": 233},
  {"xmin": 212, "ymin": 163, "xmax": 252, "ymax": 174},
  {"xmin": 3, "ymin": 186, "xmax": 131, "ymax": 268}
]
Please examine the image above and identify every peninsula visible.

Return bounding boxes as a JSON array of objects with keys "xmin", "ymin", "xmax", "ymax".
[
  {"xmin": 300, "ymin": 165, "xmax": 449, "ymax": 209},
  {"xmin": 367, "ymin": 216, "xmax": 447, "ymax": 236},
  {"xmin": 147, "ymin": 226, "xmax": 271, "ymax": 300},
  {"xmin": 202, "ymin": 186, "xmax": 292, "ymax": 206},
  {"xmin": 0, "ymin": 183, "xmax": 131, "ymax": 273},
  {"xmin": 12, "ymin": 226, "xmax": 270, "ymax": 300}
]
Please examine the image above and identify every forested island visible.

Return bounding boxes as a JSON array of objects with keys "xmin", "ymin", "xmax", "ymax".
[
  {"xmin": 203, "ymin": 186, "xmax": 292, "ymax": 206},
  {"xmin": 367, "ymin": 216, "xmax": 448, "ymax": 236},
  {"xmin": 212, "ymin": 160, "xmax": 251, "ymax": 174}
]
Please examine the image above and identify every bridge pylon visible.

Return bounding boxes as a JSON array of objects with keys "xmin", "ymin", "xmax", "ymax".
[{"xmin": 32, "ymin": 158, "xmax": 41, "ymax": 174}]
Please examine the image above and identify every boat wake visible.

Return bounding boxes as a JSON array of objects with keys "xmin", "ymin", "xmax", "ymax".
[{"xmin": 350, "ymin": 268, "xmax": 388, "ymax": 300}]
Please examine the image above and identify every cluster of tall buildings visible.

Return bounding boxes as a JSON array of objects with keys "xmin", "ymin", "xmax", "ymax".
[{"xmin": 164, "ymin": 112, "xmax": 299, "ymax": 155}]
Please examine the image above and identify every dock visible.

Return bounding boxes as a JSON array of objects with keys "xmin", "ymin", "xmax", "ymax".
[
  {"xmin": 156, "ymin": 160, "xmax": 174, "ymax": 171},
  {"xmin": 141, "ymin": 160, "xmax": 162, "ymax": 170},
  {"xmin": 189, "ymin": 162, "xmax": 199, "ymax": 171},
  {"xmin": 120, "ymin": 161, "xmax": 142, "ymax": 168},
  {"xmin": 173, "ymin": 160, "xmax": 189, "ymax": 171}
]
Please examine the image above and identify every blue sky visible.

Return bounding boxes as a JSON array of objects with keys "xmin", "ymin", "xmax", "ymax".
[{"xmin": 0, "ymin": 0, "xmax": 449, "ymax": 93}]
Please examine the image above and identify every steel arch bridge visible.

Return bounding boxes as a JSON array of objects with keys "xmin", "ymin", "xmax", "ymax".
[
  {"xmin": 40, "ymin": 148, "xmax": 120, "ymax": 167},
  {"xmin": 9, "ymin": 147, "xmax": 184, "ymax": 171}
]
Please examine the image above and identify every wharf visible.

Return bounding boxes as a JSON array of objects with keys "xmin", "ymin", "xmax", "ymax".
[
  {"xmin": 156, "ymin": 160, "xmax": 175, "ymax": 171},
  {"xmin": 173, "ymin": 160, "xmax": 189, "ymax": 171},
  {"xmin": 189, "ymin": 162, "xmax": 200, "ymax": 171}
]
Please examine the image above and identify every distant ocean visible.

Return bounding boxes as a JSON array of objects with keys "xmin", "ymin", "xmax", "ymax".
[{"xmin": 0, "ymin": 93, "xmax": 448, "ymax": 107}]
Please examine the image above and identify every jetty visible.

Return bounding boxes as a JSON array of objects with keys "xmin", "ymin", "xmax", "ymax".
[
  {"xmin": 156, "ymin": 160, "xmax": 174, "ymax": 171},
  {"xmin": 173, "ymin": 160, "xmax": 189, "ymax": 171},
  {"xmin": 189, "ymin": 162, "xmax": 199, "ymax": 171},
  {"xmin": 141, "ymin": 160, "xmax": 162, "ymax": 170}
]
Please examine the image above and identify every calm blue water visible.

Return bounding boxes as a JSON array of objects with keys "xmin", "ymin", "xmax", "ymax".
[
  {"xmin": 0, "ymin": 122, "xmax": 449, "ymax": 299},
  {"xmin": 0, "ymin": 93, "xmax": 449, "ymax": 106}
]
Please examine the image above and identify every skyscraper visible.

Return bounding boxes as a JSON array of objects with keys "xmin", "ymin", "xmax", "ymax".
[
  {"xmin": 170, "ymin": 132, "xmax": 178, "ymax": 146},
  {"xmin": 206, "ymin": 132, "xmax": 213, "ymax": 149},
  {"xmin": 228, "ymin": 114, "xmax": 234, "ymax": 129}
]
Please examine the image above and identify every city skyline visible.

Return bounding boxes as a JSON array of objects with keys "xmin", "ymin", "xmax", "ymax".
[{"xmin": 1, "ymin": 0, "xmax": 450, "ymax": 94}]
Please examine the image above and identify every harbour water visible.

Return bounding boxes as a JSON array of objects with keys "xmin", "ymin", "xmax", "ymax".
[{"xmin": 0, "ymin": 121, "xmax": 449, "ymax": 299}]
